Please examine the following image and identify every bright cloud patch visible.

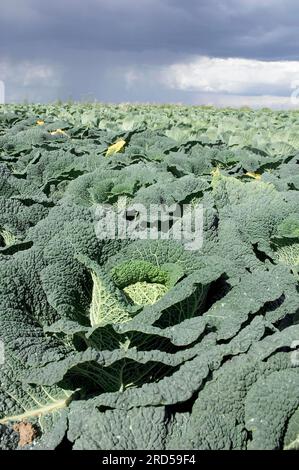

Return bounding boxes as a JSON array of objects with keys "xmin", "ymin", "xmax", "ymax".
[
  {"xmin": 160, "ymin": 57, "xmax": 299, "ymax": 96},
  {"xmin": 0, "ymin": 60, "xmax": 62, "ymax": 102},
  {"xmin": 0, "ymin": 60, "xmax": 59, "ymax": 86}
]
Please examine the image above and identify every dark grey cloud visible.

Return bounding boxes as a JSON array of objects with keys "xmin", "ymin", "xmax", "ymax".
[
  {"xmin": 2, "ymin": 0, "xmax": 299, "ymax": 60},
  {"xmin": 1, "ymin": 0, "xmax": 299, "ymax": 104}
]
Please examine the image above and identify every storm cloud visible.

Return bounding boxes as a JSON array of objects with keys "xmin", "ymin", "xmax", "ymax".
[{"xmin": 1, "ymin": 0, "xmax": 299, "ymax": 106}]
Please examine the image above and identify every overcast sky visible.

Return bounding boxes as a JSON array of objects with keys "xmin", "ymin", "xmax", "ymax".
[{"xmin": 1, "ymin": 0, "xmax": 299, "ymax": 107}]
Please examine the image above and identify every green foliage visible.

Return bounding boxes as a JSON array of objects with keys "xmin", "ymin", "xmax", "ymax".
[{"xmin": 0, "ymin": 103, "xmax": 298, "ymax": 450}]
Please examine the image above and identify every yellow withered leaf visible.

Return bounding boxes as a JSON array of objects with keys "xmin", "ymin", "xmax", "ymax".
[
  {"xmin": 211, "ymin": 167, "xmax": 221, "ymax": 177},
  {"xmin": 36, "ymin": 120, "xmax": 45, "ymax": 126},
  {"xmin": 245, "ymin": 172, "xmax": 262, "ymax": 180},
  {"xmin": 50, "ymin": 128, "xmax": 68, "ymax": 136},
  {"xmin": 106, "ymin": 139, "xmax": 126, "ymax": 157}
]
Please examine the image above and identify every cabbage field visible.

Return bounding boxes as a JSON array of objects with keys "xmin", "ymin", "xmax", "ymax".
[{"xmin": 0, "ymin": 103, "xmax": 298, "ymax": 450}]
